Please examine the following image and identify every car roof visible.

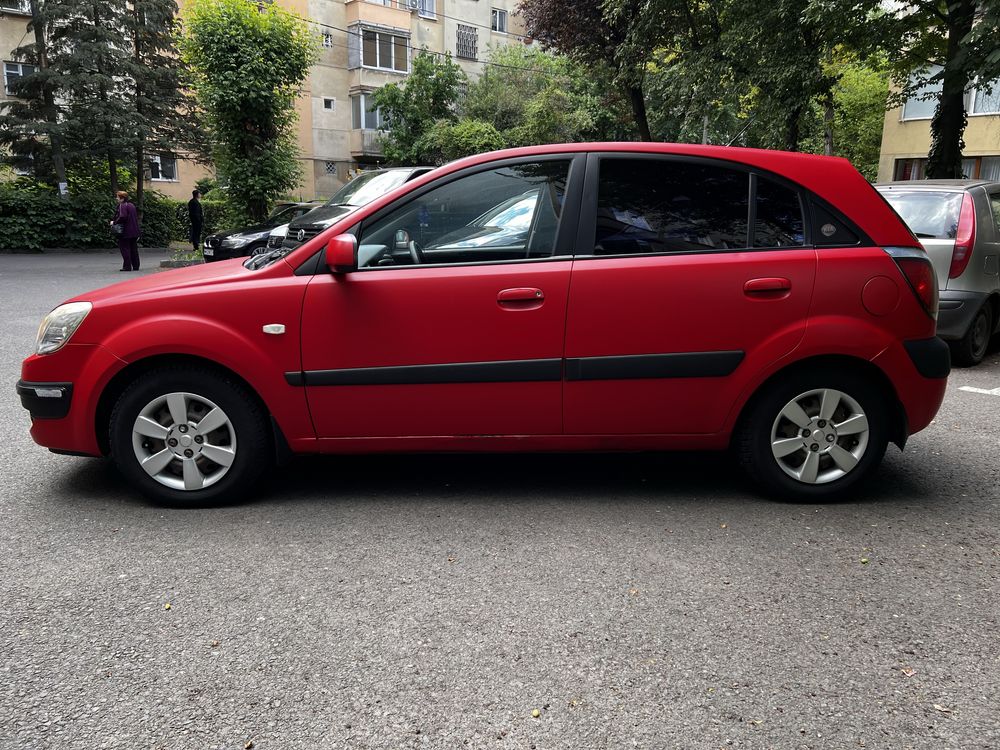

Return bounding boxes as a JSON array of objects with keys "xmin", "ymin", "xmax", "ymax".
[{"xmin": 876, "ymin": 179, "xmax": 999, "ymax": 191}]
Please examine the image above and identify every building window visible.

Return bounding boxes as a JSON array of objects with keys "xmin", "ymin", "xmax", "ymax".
[
  {"xmin": 456, "ymin": 24, "xmax": 477, "ymax": 60},
  {"xmin": 4, "ymin": 62, "xmax": 36, "ymax": 96},
  {"xmin": 322, "ymin": 33, "xmax": 335, "ymax": 49},
  {"xmin": 351, "ymin": 93, "xmax": 382, "ymax": 130},
  {"xmin": 323, "ymin": 97, "xmax": 335, "ymax": 111},
  {"xmin": 491, "ymin": 8, "xmax": 507, "ymax": 33},
  {"xmin": 361, "ymin": 29, "xmax": 409, "ymax": 72},
  {"xmin": 0, "ymin": 0, "xmax": 30, "ymax": 13},
  {"xmin": 325, "ymin": 161, "xmax": 338, "ymax": 175},
  {"xmin": 979, "ymin": 157, "xmax": 1000, "ymax": 181},
  {"xmin": 148, "ymin": 153, "xmax": 177, "ymax": 182},
  {"xmin": 901, "ymin": 68, "xmax": 942, "ymax": 121},
  {"xmin": 971, "ymin": 79, "xmax": 1000, "ymax": 115},
  {"xmin": 893, "ymin": 158, "xmax": 927, "ymax": 181},
  {"xmin": 418, "ymin": 0, "xmax": 435, "ymax": 18}
]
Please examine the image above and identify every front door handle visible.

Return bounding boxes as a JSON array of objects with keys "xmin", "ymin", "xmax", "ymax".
[
  {"xmin": 744, "ymin": 277, "xmax": 792, "ymax": 297},
  {"xmin": 498, "ymin": 287, "xmax": 544, "ymax": 310}
]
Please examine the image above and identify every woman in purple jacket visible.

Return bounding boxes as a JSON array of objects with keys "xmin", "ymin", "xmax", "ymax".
[{"xmin": 110, "ymin": 191, "xmax": 141, "ymax": 271}]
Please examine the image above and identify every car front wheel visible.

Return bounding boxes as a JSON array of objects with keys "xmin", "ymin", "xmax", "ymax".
[
  {"xmin": 109, "ymin": 366, "xmax": 271, "ymax": 506},
  {"xmin": 735, "ymin": 368, "xmax": 889, "ymax": 500}
]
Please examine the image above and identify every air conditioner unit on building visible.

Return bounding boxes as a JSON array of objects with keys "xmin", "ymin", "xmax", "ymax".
[{"xmin": 406, "ymin": 0, "xmax": 420, "ymax": 11}]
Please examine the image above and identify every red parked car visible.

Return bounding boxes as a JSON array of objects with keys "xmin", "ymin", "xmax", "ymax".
[{"xmin": 18, "ymin": 144, "xmax": 949, "ymax": 505}]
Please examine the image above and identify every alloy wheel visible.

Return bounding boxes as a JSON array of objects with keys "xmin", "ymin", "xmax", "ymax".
[
  {"xmin": 131, "ymin": 391, "xmax": 237, "ymax": 491},
  {"xmin": 770, "ymin": 388, "xmax": 870, "ymax": 485}
]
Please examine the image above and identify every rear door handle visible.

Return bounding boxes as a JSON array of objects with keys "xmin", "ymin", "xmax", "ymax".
[
  {"xmin": 744, "ymin": 277, "xmax": 792, "ymax": 295},
  {"xmin": 498, "ymin": 287, "xmax": 545, "ymax": 309}
]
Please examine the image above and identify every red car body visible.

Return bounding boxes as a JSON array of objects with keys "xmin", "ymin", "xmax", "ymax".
[{"xmin": 19, "ymin": 143, "xmax": 950, "ymax": 503}]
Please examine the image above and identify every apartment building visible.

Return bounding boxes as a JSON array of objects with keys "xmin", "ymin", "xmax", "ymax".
[
  {"xmin": 877, "ymin": 68, "xmax": 1000, "ymax": 182},
  {"xmin": 1, "ymin": 0, "xmax": 526, "ymax": 201}
]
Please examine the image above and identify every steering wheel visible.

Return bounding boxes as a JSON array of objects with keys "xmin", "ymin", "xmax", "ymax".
[{"xmin": 408, "ymin": 240, "xmax": 425, "ymax": 265}]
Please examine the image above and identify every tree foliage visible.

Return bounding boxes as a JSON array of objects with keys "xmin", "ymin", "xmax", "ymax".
[
  {"xmin": 373, "ymin": 51, "xmax": 467, "ymax": 165},
  {"xmin": 180, "ymin": 0, "xmax": 317, "ymax": 220}
]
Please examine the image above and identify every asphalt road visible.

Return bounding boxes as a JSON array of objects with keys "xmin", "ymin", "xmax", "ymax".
[{"xmin": 1, "ymin": 252, "xmax": 998, "ymax": 750}]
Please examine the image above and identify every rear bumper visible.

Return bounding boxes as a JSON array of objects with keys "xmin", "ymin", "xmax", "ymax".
[
  {"xmin": 872, "ymin": 337, "xmax": 949, "ymax": 438},
  {"xmin": 936, "ymin": 290, "xmax": 989, "ymax": 340}
]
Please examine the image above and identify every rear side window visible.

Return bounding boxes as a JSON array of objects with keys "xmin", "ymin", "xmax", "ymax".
[
  {"xmin": 594, "ymin": 158, "xmax": 749, "ymax": 255},
  {"xmin": 878, "ymin": 190, "xmax": 963, "ymax": 240},
  {"xmin": 755, "ymin": 176, "xmax": 805, "ymax": 247}
]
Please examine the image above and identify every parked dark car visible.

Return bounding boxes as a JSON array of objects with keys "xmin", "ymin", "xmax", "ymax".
[
  {"xmin": 203, "ymin": 202, "xmax": 322, "ymax": 262},
  {"xmin": 282, "ymin": 167, "xmax": 433, "ymax": 250},
  {"xmin": 876, "ymin": 180, "xmax": 1000, "ymax": 365}
]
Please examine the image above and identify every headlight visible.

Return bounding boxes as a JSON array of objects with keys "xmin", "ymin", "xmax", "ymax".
[
  {"xmin": 220, "ymin": 235, "xmax": 251, "ymax": 249},
  {"xmin": 36, "ymin": 301, "xmax": 92, "ymax": 355}
]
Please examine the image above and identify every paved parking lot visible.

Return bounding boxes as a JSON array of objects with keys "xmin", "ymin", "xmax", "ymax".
[{"xmin": 1, "ymin": 252, "xmax": 998, "ymax": 749}]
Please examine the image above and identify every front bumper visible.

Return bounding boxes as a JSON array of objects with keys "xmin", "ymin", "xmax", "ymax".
[
  {"xmin": 16, "ymin": 380, "xmax": 73, "ymax": 419},
  {"xmin": 936, "ymin": 290, "xmax": 990, "ymax": 340}
]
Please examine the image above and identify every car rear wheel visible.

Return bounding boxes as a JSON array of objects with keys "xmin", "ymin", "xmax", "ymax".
[
  {"xmin": 950, "ymin": 303, "xmax": 992, "ymax": 367},
  {"xmin": 109, "ymin": 366, "xmax": 271, "ymax": 506},
  {"xmin": 735, "ymin": 368, "xmax": 889, "ymax": 500}
]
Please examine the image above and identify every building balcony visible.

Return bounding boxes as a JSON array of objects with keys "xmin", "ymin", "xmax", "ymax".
[
  {"xmin": 345, "ymin": 0, "xmax": 413, "ymax": 31},
  {"xmin": 350, "ymin": 129, "xmax": 384, "ymax": 158}
]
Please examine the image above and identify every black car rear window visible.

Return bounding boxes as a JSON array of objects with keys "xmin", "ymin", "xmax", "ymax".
[{"xmin": 878, "ymin": 190, "xmax": 963, "ymax": 240}]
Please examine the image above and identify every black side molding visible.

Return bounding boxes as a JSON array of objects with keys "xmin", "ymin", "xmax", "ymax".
[
  {"xmin": 16, "ymin": 380, "xmax": 73, "ymax": 419},
  {"xmin": 903, "ymin": 337, "xmax": 951, "ymax": 379},
  {"xmin": 287, "ymin": 358, "xmax": 563, "ymax": 387},
  {"xmin": 565, "ymin": 351, "xmax": 745, "ymax": 381}
]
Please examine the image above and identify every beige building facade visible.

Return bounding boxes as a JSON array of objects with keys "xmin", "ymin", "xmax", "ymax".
[
  {"xmin": 2, "ymin": 0, "xmax": 526, "ymax": 201},
  {"xmin": 877, "ymin": 70, "xmax": 1000, "ymax": 183}
]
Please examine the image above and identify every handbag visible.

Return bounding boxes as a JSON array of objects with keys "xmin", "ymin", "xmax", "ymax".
[{"xmin": 110, "ymin": 223, "xmax": 124, "ymax": 237}]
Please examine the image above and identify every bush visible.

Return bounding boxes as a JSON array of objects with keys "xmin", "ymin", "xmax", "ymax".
[{"xmin": 0, "ymin": 181, "xmax": 254, "ymax": 251}]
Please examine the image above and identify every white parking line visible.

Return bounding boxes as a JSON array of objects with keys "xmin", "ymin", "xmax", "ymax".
[{"xmin": 959, "ymin": 386, "xmax": 1000, "ymax": 396}]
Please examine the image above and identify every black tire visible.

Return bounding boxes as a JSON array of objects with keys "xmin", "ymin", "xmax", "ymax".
[
  {"xmin": 950, "ymin": 303, "xmax": 992, "ymax": 367},
  {"xmin": 734, "ymin": 367, "xmax": 889, "ymax": 501},
  {"xmin": 109, "ymin": 366, "xmax": 271, "ymax": 507}
]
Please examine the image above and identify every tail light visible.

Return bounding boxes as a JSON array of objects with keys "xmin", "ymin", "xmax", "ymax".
[
  {"xmin": 884, "ymin": 246, "xmax": 938, "ymax": 319},
  {"xmin": 949, "ymin": 192, "xmax": 976, "ymax": 279}
]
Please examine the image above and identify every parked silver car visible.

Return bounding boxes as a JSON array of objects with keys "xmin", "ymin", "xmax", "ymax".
[{"xmin": 876, "ymin": 180, "xmax": 1000, "ymax": 366}]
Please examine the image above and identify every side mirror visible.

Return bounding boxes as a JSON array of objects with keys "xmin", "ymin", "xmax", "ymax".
[{"xmin": 326, "ymin": 233, "xmax": 357, "ymax": 274}]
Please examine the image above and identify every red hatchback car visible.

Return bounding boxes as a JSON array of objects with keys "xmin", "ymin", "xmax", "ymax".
[{"xmin": 18, "ymin": 144, "xmax": 949, "ymax": 505}]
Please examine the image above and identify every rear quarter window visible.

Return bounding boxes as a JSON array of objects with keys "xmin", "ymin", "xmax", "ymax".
[{"xmin": 878, "ymin": 190, "xmax": 963, "ymax": 240}]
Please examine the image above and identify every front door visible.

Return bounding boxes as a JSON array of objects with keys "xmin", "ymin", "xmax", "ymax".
[
  {"xmin": 299, "ymin": 156, "xmax": 581, "ymax": 439},
  {"xmin": 564, "ymin": 154, "xmax": 817, "ymax": 436}
]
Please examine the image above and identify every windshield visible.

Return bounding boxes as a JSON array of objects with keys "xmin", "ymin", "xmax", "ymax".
[
  {"xmin": 475, "ymin": 191, "xmax": 539, "ymax": 230},
  {"xmin": 878, "ymin": 190, "xmax": 964, "ymax": 240},
  {"xmin": 327, "ymin": 170, "xmax": 413, "ymax": 207},
  {"xmin": 263, "ymin": 204, "xmax": 302, "ymax": 228}
]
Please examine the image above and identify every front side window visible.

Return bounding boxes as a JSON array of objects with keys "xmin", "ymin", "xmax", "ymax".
[
  {"xmin": 593, "ymin": 158, "xmax": 749, "ymax": 255},
  {"xmin": 356, "ymin": 160, "xmax": 571, "ymax": 267},
  {"xmin": 362, "ymin": 29, "xmax": 409, "ymax": 72},
  {"xmin": 4, "ymin": 62, "xmax": 36, "ymax": 96}
]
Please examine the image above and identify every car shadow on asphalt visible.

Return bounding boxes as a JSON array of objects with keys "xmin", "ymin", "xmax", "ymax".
[{"xmin": 52, "ymin": 447, "xmax": 935, "ymax": 511}]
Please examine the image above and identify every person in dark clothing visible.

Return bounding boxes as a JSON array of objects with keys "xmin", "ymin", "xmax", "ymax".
[
  {"xmin": 188, "ymin": 189, "xmax": 204, "ymax": 252},
  {"xmin": 110, "ymin": 191, "xmax": 141, "ymax": 271}
]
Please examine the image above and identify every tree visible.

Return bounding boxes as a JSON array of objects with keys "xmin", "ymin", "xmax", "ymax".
[
  {"xmin": 128, "ymin": 0, "xmax": 205, "ymax": 216},
  {"xmin": 181, "ymin": 0, "xmax": 317, "ymax": 220},
  {"xmin": 0, "ymin": 0, "xmax": 70, "ymax": 192},
  {"xmin": 888, "ymin": 0, "xmax": 1000, "ymax": 178},
  {"xmin": 373, "ymin": 51, "xmax": 466, "ymax": 165},
  {"xmin": 518, "ymin": 0, "xmax": 665, "ymax": 139},
  {"xmin": 461, "ymin": 45, "xmax": 628, "ymax": 147}
]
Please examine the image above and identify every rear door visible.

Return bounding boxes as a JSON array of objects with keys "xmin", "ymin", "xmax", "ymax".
[{"xmin": 563, "ymin": 153, "xmax": 817, "ymax": 436}]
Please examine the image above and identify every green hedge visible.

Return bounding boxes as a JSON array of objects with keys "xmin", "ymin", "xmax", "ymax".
[{"xmin": 0, "ymin": 185, "xmax": 247, "ymax": 252}]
